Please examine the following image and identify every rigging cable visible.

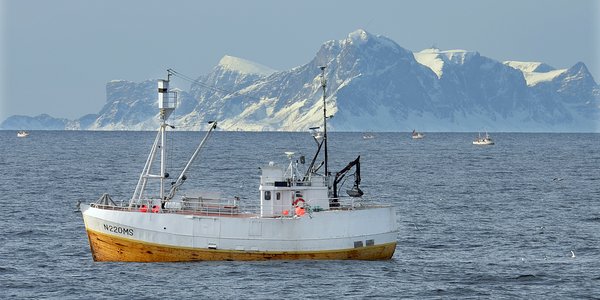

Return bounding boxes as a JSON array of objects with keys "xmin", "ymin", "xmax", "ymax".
[
  {"xmin": 337, "ymin": 172, "xmax": 356, "ymax": 196},
  {"xmin": 167, "ymin": 126, "xmax": 174, "ymax": 182},
  {"xmin": 167, "ymin": 68, "xmax": 265, "ymax": 102}
]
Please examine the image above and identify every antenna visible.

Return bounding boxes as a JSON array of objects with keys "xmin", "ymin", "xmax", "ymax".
[{"xmin": 167, "ymin": 69, "xmax": 173, "ymax": 81}]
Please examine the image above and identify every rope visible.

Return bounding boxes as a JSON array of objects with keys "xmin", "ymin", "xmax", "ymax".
[{"xmin": 338, "ymin": 172, "xmax": 357, "ymax": 195}]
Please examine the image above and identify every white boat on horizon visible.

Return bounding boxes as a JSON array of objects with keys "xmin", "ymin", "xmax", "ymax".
[
  {"xmin": 81, "ymin": 68, "xmax": 398, "ymax": 262},
  {"xmin": 473, "ymin": 132, "xmax": 494, "ymax": 145},
  {"xmin": 411, "ymin": 129, "xmax": 424, "ymax": 139},
  {"xmin": 17, "ymin": 131, "xmax": 29, "ymax": 137}
]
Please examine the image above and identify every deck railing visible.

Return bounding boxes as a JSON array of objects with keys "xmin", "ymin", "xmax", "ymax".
[{"xmin": 89, "ymin": 194, "xmax": 389, "ymax": 216}]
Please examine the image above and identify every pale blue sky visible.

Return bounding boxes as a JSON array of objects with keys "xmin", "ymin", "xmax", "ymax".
[{"xmin": 1, "ymin": 0, "xmax": 598, "ymax": 122}]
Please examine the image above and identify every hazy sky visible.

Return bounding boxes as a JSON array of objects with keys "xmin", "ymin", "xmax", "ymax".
[{"xmin": 1, "ymin": 0, "xmax": 598, "ymax": 122}]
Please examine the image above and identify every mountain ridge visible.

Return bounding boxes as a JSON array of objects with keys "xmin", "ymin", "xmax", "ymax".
[{"xmin": 2, "ymin": 29, "xmax": 599, "ymax": 132}]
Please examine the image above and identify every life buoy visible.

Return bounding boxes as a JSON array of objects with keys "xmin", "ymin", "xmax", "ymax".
[
  {"xmin": 292, "ymin": 198, "xmax": 305, "ymax": 207},
  {"xmin": 295, "ymin": 206, "xmax": 306, "ymax": 216},
  {"xmin": 139, "ymin": 204, "xmax": 148, "ymax": 213},
  {"xmin": 151, "ymin": 205, "xmax": 160, "ymax": 213}
]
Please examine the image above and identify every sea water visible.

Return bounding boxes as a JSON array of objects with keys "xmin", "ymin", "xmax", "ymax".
[{"xmin": 0, "ymin": 131, "xmax": 598, "ymax": 299}]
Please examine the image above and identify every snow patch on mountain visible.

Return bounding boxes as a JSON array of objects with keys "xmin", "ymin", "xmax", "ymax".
[
  {"xmin": 343, "ymin": 29, "xmax": 405, "ymax": 55},
  {"xmin": 218, "ymin": 55, "xmax": 276, "ymax": 76},
  {"xmin": 413, "ymin": 48, "xmax": 445, "ymax": 78},
  {"xmin": 347, "ymin": 29, "xmax": 369, "ymax": 44},
  {"xmin": 524, "ymin": 69, "xmax": 567, "ymax": 86},
  {"xmin": 504, "ymin": 61, "xmax": 566, "ymax": 86},
  {"xmin": 504, "ymin": 61, "xmax": 555, "ymax": 73},
  {"xmin": 413, "ymin": 48, "xmax": 477, "ymax": 78},
  {"xmin": 441, "ymin": 49, "xmax": 474, "ymax": 65}
]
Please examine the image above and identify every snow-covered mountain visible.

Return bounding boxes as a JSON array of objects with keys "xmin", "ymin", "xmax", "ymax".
[{"xmin": 2, "ymin": 29, "xmax": 599, "ymax": 132}]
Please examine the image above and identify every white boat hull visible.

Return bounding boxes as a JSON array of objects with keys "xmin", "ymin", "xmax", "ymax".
[
  {"xmin": 82, "ymin": 204, "xmax": 398, "ymax": 261},
  {"xmin": 412, "ymin": 132, "xmax": 424, "ymax": 139}
]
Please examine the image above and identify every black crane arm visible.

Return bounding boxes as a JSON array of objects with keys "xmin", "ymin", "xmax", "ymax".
[{"xmin": 332, "ymin": 155, "xmax": 362, "ymax": 199}]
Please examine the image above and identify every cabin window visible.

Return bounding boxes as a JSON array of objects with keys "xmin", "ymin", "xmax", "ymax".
[
  {"xmin": 264, "ymin": 191, "xmax": 271, "ymax": 200},
  {"xmin": 276, "ymin": 192, "xmax": 281, "ymax": 200}
]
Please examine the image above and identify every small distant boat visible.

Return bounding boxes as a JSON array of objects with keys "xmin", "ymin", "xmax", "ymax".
[
  {"xmin": 17, "ymin": 131, "xmax": 29, "ymax": 138},
  {"xmin": 411, "ymin": 130, "xmax": 424, "ymax": 139},
  {"xmin": 362, "ymin": 132, "xmax": 375, "ymax": 139},
  {"xmin": 473, "ymin": 132, "xmax": 494, "ymax": 145}
]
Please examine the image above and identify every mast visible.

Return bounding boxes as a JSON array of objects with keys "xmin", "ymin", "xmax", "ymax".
[
  {"xmin": 130, "ymin": 70, "xmax": 177, "ymax": 206},
  {"xmin": 320, "ymin": 66, "xmax": 329, "ymax": 177},
  {"xmin": 157, "ymin": 70, "xmax": 176, "ymax": 201}
]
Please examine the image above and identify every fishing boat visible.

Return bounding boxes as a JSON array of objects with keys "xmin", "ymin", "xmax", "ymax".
[
  {"xmin": 81, "ymin": 68, "xmax": 398, "ymax": 262},
  {"xmin": 473, "ymin": 132, "xmax": 494, "ymax": 145},
  {"xmin": 362, "ymin": 132, "xmax": 375, "ymax": 139},
  {"xmin": 17, "ymin": 131, "xmax": 29, "ymax": 137},
  {"xmin": 411, "ymin": 129, "xmax": 424, "ymax": 139}
]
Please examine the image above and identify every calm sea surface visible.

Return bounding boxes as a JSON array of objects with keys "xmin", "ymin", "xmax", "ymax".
[{"xmin": 0, "ymin": 131, "xmax": 599, "ymax": 299}]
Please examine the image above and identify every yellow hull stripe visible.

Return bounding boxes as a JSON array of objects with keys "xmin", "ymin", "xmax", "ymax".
[{"xmin": 85, "ymin": 229, "xmax": 397, "ymax": 262}]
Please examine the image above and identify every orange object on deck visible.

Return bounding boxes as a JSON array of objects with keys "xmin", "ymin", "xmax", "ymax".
[
  {"xmin": 151, "ymin": 205, "xmax": 160, "ymax": 213},
  {"xmin": 295, "ymin": 206, "xmax": 305, "ymax": 216},
  {"xmin": 139, "ymin": 205, "xmax": 148, "ymax": 213}
]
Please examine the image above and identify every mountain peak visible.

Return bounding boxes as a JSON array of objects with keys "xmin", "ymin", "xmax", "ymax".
[
  {"xmin": 341, "ymin": 29, "xmax": 409, "ymax": 58},
  {"xmin": 347, "ymin": 29, "xmax": 370, "ymax": 44},
  {"xmin": 217, "ymin": 55, "xmax": 276, "ymax": 76},
  {"xmin": 568, "ymin": 62, "xmax": 591, "ymax": 76},
  {"xmin": 562, "ymin": 61, "xmax": 597, "ymax": 86}
]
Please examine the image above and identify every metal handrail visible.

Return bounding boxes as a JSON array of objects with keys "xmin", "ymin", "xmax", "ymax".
[{"xmin": 91, "ymin": 194, "xmax": 389, "ymax": 215}]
